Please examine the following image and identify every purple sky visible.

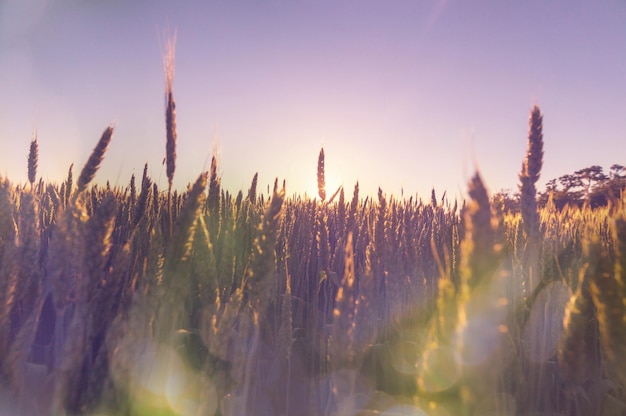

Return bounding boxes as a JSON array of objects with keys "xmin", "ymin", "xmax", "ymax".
[{"xmin": 1, "ymin": 0, "xmax": 625, "ymax": 200}]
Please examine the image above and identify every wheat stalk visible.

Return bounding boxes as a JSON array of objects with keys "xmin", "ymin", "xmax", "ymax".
[
  {"xmin": 64, "ymin": 164, "xmax": 73, "ymax": 206},
  {"xmin": 27, "ymin": 133, "xmax": 38, "ymax": 188},
  {"xmin": 590, "ymin": 216, "xmax": 626, "ymax": 384},
  {"xmin": 131, "ymin": 163, "xmax": 151, "ymax": 230},
  {"xmin": 75, "ymin": 126, "xmax": 114, "ymax": 197},
  {"xmin": 330, "ymin": 232, "xmax": 358, "ymax": 366},
  {"xmin": 558, "ymin": 240, "xmax": 598, "ymax": 392},
  {"xmin": 164, "ymin": 33, "xmax": 177, "ymax": 191},
  {"xmin": 460, "ymin": 172, "xmax": 499, "ymax": 290},
  {"xmin": 248, "ymin": 172, "xmax": 258, "ymax": 204},
  {"xmin": 0, "ymin": 191, "xmax": 41, "ymax": 374},
  {"xmin": 245, "ymin": 180, "xmax": 285, "ymax": 312},
  {"xmin": 317, "ymin": 148, "xmax": 326, "ymax": 201}
]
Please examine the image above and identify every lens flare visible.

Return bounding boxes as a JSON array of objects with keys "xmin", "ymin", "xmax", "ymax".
[{"xmin": 418, "ymin": 346, "xmax": 461, "ymax": 393}]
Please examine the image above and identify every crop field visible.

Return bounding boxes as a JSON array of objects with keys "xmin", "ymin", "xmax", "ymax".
[{"xmin": 1, "ymin": 57, "xmax": 625, "ymax": 415}]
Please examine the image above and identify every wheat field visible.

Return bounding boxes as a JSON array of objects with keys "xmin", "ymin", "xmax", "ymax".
[{"xmin": 1, "ymin": 66, "xmax": 625, "ymax": 416}]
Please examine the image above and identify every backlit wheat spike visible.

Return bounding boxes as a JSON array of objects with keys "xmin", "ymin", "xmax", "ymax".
[
  {"xmin": 0, "ymin": 180, "xmax": 16, "ymax": 262},
  {"xmin": 131, "ymin": 164, "xmax": 151, "ymax": 229},
  {"xmin": 84, "ymin": 195, "xmax": 117, "ymax": 299},
  {"xmin": 208, "ymin": 155, "xmax": 221, "ymax": 214},
  {"xmin": 152, "ymin": 182, "xmax": 159, "ymax": 217},
  {"xmin": 328, "ymin": 233, "xmax": 362, "ymax": 409},
  {"xmin": 590, "ymin": 266, "xmax": 626, "ymax": 385},
  {"xmin": 612, "ymin": 214, "xmax": 626, "ymax": 291},
  {"xmin": 520, "ymin": 106, "xmax": 544, "ymax": 186},
  {"xmin": 89, "ymin": 198, "xmax": 125, "ymax": 338},
  {"xmin": 437, "ymin": 275, "xmax": 460, "ymax": 346},
  {"xmin": 76, "ymin": 126, "xmax": 114, "ymax": 197},
  {"xmin": 590, "ymin": 219, "xmax": 626, "ymax": 384},
  {"xmin": 317, "ymin": 147, "xmax": 326, "ymax": 201},
  {"xmin": 129, "ymin": 173, "xmax": 136, "ymax": 206},
  {"xmin": 156, "ymin": 172, "xmax": 207, "ymax": 345},
  {"xmin": 330, "ymin": 232, "xmax": 358, "ymax": 365},
  {"xmin": 164, "ymin": 32, "xmax": 177, "ymax": 190},
  {"xmin": 316, "ymin": 205, "xmax": 330, "ymax": 277},
  {"xmin": 245, "ymin": 181, "xmax": 285, "ymax": 312},
  {"xmin": 0, "ymin": 192, "xmax": 40, "ymax": 368},
  {"xmin": 47, "ymin": 183, "xmax": 60, "ymax": 213},
  {"xmin": 347, "ymin": 181, "xmax": 359, "ymax": 241},
  {"xmin": 5, "ymin": 292, "xmax": 45, "ymax": 389},
  {"xmin": 248, "ymin": 172, "xmax": 258, "ymax": 204},
  {"xmin": 53, "ymin": 195, "xmax": 117, "ymax": 413},
  {"xmin": 277, "ymin": 256, "xmax": 293, "ymax": 358},
  {"xmin": 15, "ymin": 191, "xmax": 40, "ymax": 287},
  {"xmin": 277, "ymin": 256, "xmax": 294, "ymax": 414},
  {"xmin": 44, "ymin": 194, "xmax": 89, "ymax": 400},
  {"xmin": 418, "ymin": 215, "xmax": 462, "ymax": 392},
  {"xmin": 188, "ymin": 208, "xmax": 217, "ymax": 297},
  {"xmin": 207, "ymin": 156, "xmax": 222, "ymax": 247},
  {"xmin": 52, "ymin": 299, "xmax": 89, "ymax": 414},
  {"xmin": 337, "ymin": 186, "xmax": 346, "ymax": 235},
  {"xmin": 65, "ymin": 163, "xmax": 73, "ymax": 205},
  {"xmin": 375, "ymin": 187, "xmax": 387, "ymax": 265},
  {"xmin": 48, "ymin": 197, "xmax": 88, "ymax": 313},
  {"xmin": 518, "ymin": 106, "xmax": 544, "ymax": 304},
  {"xmin": 165, "ymin": 172, "xmax": 208, "ymax": 272},
  {"xmin": 460, "ymin": 171, "xmax": 498, "ymax": 290},
  {"xmin": 141, "ymin": 161, "xmax": 149, "ymax": 188},
  {"xmin": 27, "ymin": 133, "xmax": 38, "ymax": 187},
  {"xmin": 234, "ymin": 189, "xmax": 243, "ymax": 216},
  {"xmin": 418, "ymin": 276, "xmax": 462, "ymax": 395},
  {"xmin": 558, "ymin": 245, "xmax": 596, "ymax": 390},
  {"xmin": 453, "ymin": 173, "xmax": 510, "ymax": 410},
  {"xmin": 202, "ymin": 287, "xmax": 244, "ymax": 362}
]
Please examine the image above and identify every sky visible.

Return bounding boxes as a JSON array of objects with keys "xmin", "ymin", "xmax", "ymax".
[{"xmin": 1, "ymin": 0, "xmax": 625, "ymax": 200}]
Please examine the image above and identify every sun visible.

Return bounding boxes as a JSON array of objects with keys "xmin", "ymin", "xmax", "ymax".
[
  {"xmin": 294, "ymin": 145, "xmax": 351, "ymax": 200},
  {"xmin": 304, "ymin": 171, "xmax": 342, "ymax": 201}
]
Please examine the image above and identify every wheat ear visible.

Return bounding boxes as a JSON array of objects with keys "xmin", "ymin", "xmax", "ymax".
[
  {"xmin": 317, "ymin": 148, "xmax": 326, "ymax": 201},
  {"xmin": 164, "ymin": 33, "xmax": 177, "ymax": 190},
  {"xmin": 75, "ymin": 126, "xmax": 114, "ymax": 197},
  {"xmin": 27, "ymin": 133, "xmax": 38, "ymax": 188},
  {"xmin": 519, "ymin": 105, "xmax": 544, "ymax": 241}
]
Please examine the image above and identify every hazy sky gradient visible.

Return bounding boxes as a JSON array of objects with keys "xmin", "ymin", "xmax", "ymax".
[{"xmin": 1, "ymin": 0, "xmax": 625, "ymax": 199}]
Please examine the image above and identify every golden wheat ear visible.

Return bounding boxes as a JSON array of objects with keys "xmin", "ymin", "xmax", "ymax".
[
  {"xmin": 163, "ymin": 33, "xmax": 177, "ymax": 191},
  {"xmin": 248, "ymin": 172, "xmax": 258, "ymax": 204},
  {"xmin": 589, "ymin": 215, "xmax": 626, "ymax": 385},
  {"xmin": 131, "ymin": 163, "xmax": 151, "ymax": 230},
  {"xmin": 519, "ymin": 105, "xmax": 544, "ymax": 240},
  {"xmin": 460, "ymin": 171, "xmax": 499, "ymax": 290},
  {"xmin": 330, "ymin": 232, "xmax": 358, "ymax": 363},
  {"xmin": 244, "ymin": 180, "xmax": 285, "ymax": 312},
  {"xmin": 75, "ymin": 126, "xmax": 114, "ymax": 198},
  {"xmin": 317, "ymin": 148, "xmax": 326, "ymax": 201},
  {"xmin": 165, "ymin": 171, "xmax": 208, "ymax": 270},
  {"xmin": 64, "ymin": 164, "xmax": 73, "ymax": 206},
  {"xmin": 27, "ymin": 133, "xmax": 38, "ymax": 188},
  {"xmin": 557, "ymin": 237, "xmax": 598, "ymax": 391}
]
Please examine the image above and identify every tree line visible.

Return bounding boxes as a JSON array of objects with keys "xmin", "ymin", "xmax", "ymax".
[{"xmin": 497, "ymin": 164, "xmax": 626, "ymax": 211}]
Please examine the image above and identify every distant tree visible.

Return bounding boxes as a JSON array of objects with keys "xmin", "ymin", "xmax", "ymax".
[
  {"xmin": 610, "ymin": 163, "xmax": 626, "ymax": 179},
  {"xmin": 558, "ymin": 173, "xmax": 582, "ymax": 193},
  {"xmin": 492, "ymin": 189, "xmax": 519, "ymax": 213},
  {"xmin": 575, "ymin": 165, "xmax": 607, "ymax": 200},
  {"xmin": 589, "ymin": 164, "xmax": 626, "ymax": 205},
  {"xmin": 541, "ymin": 164, "xmax": 626, "ymax": 209},
  {"xmin": 538, "ymin": 179, "xmax": 558, "ymax": 207},
  {"xmin": 557, "ymin": 174, "xmax": 584, "ymax": 205}
]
